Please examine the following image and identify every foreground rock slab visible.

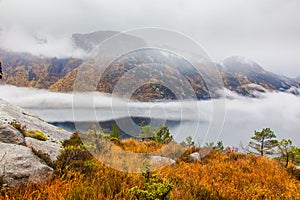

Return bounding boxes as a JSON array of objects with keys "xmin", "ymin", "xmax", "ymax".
[
  {"xmin": 0, "ymin": 98, "xmax": 72, "ymax": 188},
  {"xmin": 0, "ymin": 98, "xmax": 71, "ymax": 162},
  {"xmin": 0, "ymin": 142, "xmax": 53, "ymax": 187}
]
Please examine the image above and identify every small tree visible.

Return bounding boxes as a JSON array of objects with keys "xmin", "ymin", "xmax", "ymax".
[
  {"xmin": 214, "ymin": 141, "xmax": 224, "ymax": 151},
  {"xmin": 290, "ymin": 146, "xmax": 300, "ymax": 166},
  {"xmin": 180, "ymin": 136, "xmax": 195, "ymax": 147},
  {"xmin": 139, "ymin": 125, "xmax": 172, "ymax": 144},
  {"xmin": 277, "ymin": 139, "xmax": 293, "ymax": 168},
  {"xmin": 155, "ymin": 125, "xmax": 172, "ymax": 144},
  {"xmin": 249, "ymin": 128, "xmax": 278, "ymax": 156},
  {"xmin": 140, "ymin": 125, "xmax": 157, "ymax": 140}
]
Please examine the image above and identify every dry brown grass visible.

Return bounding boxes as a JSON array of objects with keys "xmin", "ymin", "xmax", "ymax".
[{"xmin": 1, "ymin": 143, "xmax": 300, "ymax": 200}]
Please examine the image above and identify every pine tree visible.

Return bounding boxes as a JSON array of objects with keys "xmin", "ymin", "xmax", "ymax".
[
  {"xmin": 249, "ymin": 128, "xmax": 278, "ymax": 156},
  {"xmin": 277, "ymin": 139, "xmax": 293, "ymax": 168}
]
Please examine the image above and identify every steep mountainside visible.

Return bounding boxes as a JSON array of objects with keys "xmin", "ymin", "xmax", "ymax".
[
  {"xmin": 0, "ymin": 31, "xmax": 299, "ymax": 100},
  {"xmin": 220, "ymin": 56, "xmax": 300, "ymax": 96},
  {"xmin": 0, "ymin": 49, "xmax": 82, "ymax": 89}
]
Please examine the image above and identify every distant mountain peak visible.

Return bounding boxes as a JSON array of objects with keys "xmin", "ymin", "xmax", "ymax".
[
  {"xmin": 222, "ymin": 56, "xmax": 264, "ymax": 73},
  {"xmin": 72, "ymin": 30, "xmax": 146, "ymax": 52}
]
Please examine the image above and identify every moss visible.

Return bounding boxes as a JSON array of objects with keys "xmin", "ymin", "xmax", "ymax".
[
  {"xmin": 8, "ymin": 121, "xmax": 26, "ymax": 133},
  {"xmin": 24, "ymin": 129, "xmax": 48, "ymax": 141},
  {"xmin": 9, "ymin": 121, "xmax": 48, "ymax": 141}
]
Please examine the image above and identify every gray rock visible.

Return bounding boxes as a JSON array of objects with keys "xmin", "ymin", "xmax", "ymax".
[
  {"xmin": 150, "ymin": 156, "xmax": 175, "ymax": 169},
  {"xmin": 0, "ymin": 98, "xmax": 73, "ymax": 187},
  {"xmin": 0, "ymin": 98, "xmax": 71, "ymax": 162},
  {"xmin": 0, "ymin": 142, "xmax": 53, "ymax": 188},
  {"xmin": 0, "ymin": 124, "xmax": 24, "ymax": 145},
  {"xmin": 189, "ymin": 152, "xmax": 200, "ymax": 161},
  {"xmin": 25, "ymin": 137, "xmax": 62, "ymax": 162},
  {"xmin": 188, "ymin": 148, "xmax": 212, "ymax": 162}
]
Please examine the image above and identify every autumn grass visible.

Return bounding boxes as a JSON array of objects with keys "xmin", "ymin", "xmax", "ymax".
[{"xmin": 1, "ymin": 140, "xmax": 300, "ymax": 200}]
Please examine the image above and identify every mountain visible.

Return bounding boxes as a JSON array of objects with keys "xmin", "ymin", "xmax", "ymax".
[
  {"xmin": 50, "ymin": 53, "xmax": 300, "ymax": 99},
  {"xmin": 220, "ymin": 56, "xmax": 300, "ymax": 96},
  {"xmin": 50, "ymin": 49, "xmax": 215, "ymax": 100},
  {"xmin": 295, "ymin": 76, "xmax": 300, "ymax": 83},
  {"xmin": 0, "ymin": 31, "xmax": 299, "ymax": 100},
  {"xmin": 0, "ymin": 49, "xmax": 82, "ymax": 89},
  {"xmin": 72, "ymin": 30, "xmax": 146, "ymax": 52}
]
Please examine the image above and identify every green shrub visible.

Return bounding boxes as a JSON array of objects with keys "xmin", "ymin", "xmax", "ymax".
[
  {"xmin": 129, "ymin": 173, "xmax": 173, "ymax": 200},
  {"xmin": 55, "ymin": 146, "xmax": 97, "ymax": 176},
  {"xmin": 139, "ymin": 125, "xmax": 173, "ymax": 144},
  {"xmin": 61, "ymin": 132, "xmax": 83, "ymax": 148},
  {"xmin": 110, "ymin": 124, "xmax": 119, "ymax": 140}
]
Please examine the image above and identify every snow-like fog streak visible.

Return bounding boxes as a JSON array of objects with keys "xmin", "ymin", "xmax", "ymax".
[{"xmin": 0, "ymin": 85, "xmax": 299, "ymax": 146}]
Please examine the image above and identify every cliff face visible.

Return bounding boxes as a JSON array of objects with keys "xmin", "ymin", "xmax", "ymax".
[{"xmin": 0, "ymin": 98, "xmax": 71, "ymax": 187}]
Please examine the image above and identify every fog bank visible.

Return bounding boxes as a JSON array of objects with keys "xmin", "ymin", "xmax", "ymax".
[{"xmin": 0, "ymin": 85, "xmax": 299, "ymax": 147}]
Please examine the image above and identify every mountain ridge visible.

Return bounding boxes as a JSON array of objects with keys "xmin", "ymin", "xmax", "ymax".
[{"xmin": 0, "ymin": 30, "xmax": 299, "ymax": 100}]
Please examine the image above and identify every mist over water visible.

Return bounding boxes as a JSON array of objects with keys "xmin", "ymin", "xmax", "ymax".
[{"xmin": 0, "ymin": 85, "xmax": 299, "ymax": 147}]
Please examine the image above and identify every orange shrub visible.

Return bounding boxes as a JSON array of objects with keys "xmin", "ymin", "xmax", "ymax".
[{"xmin": 1, "ymin": 146, "xmax": 299, "ymax": 200}]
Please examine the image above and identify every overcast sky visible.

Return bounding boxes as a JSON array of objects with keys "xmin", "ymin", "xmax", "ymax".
[{"xmin": 0, "ymin": 0, "xmax": 300, "ymax": 77}]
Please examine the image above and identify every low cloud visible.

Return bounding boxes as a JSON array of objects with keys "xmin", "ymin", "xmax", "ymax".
[
  {"xmin": 0, "ymin": 0, "xmax": 300, "ymax": 76},
  {"xmin": 0, "ymin": 85, "xmax": 299, "ymax": 147},
  {"xmin": 0, "ymin": 26, "xmax": 86, "ymax": 58}
]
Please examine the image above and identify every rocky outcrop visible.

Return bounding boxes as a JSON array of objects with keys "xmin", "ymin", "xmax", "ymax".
[
  {"xmin": 0, "ymin": 98, "xmax": 72, "ymax": 187},
  {"xmin": 0, "ymin": 142, "xmax": 53, "ymax": 187},
  {"xmin": 0, "ymin": 98, "xmax": 71, "ymax": 162}
]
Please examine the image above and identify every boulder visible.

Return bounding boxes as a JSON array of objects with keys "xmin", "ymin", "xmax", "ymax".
[
  {"xmin": 0, "ymin": 142, "xmax": 53, "ymax": 188},
  {"xmin": 0, "ymin": 98, "xmax": 72, "ymax": 187},
  {"xmin": 188, "ymin": 152, "xmax": 200, "ymax": 161},
  {"xmin": 0, "ymin": 98, "xmax": 71, "ymax": 162},
  {"xmin": 150, "ymin": 156, "xmax": 175, "ymax": 169},
  {"xmin": 0, "ymin": 124, "xmax": 24, "ymax": 145}
]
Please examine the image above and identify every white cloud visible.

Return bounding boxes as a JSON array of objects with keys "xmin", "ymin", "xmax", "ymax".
[
  {"xmin": 0, "ymin": 85, "xmax": 299, "ymax": 147},
  {"xmin": 0, "ymin": 26, "xmax": 86, "ymax": 58},
  {"xmin": 0, "ymin": 0, "xmax": 300, "ymax": 76}
]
